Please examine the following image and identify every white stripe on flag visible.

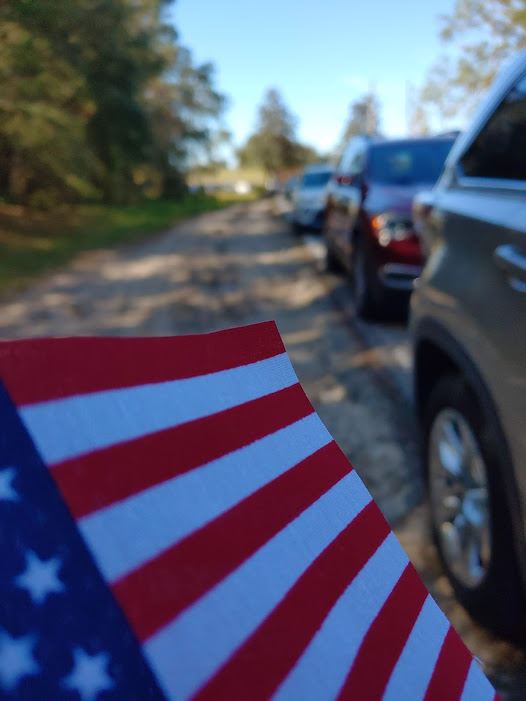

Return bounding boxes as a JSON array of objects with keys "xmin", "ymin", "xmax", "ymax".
[
  {"xmin": 461, "ymin": 660, "xmax": 496, "ymax": 700},
  {"xmin": 80, "ymin": 413, "xmax": 332, "ymax": 582},
  {"xmin": 273, "ymin": 532, "xmax": 407, "ymax": 701},
  {"xmin": 382, "ymin": 595, "xmax": 449, "ymax": 701},
  {"xmin": 20, "ymin": 352, "xmax": 297, "ymax": 464},
  {"xmin": 143, "ymin": 471, "xmax": 371, "ymax": 701}
]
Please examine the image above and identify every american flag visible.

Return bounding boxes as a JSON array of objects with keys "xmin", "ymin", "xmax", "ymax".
[{"xmin": 0, "ymin": 321, "xmax": 497, "ymax": 700}]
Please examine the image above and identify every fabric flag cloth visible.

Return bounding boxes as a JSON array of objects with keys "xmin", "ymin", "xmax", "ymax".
[{"xmin": 0, "ymin": 321, "xmax": 498, "ymax": 701}]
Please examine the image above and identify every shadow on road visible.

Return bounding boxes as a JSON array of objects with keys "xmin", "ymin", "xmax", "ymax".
[{"xmin": 1, "ymin": 198, "xmax": 525, "ymax": 697}]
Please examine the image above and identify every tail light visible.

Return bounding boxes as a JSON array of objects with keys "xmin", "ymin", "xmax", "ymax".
[{"xmin": 371, "ymin": 214, "xmax": 414, "ymax": 246}]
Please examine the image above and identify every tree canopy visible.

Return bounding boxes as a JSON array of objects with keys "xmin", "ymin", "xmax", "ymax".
[
  {"xmin": 406, "ymin": 85, "xmax": 431, "ymax": 136},
  {"xmin": 237, "ymin": 88, "xmax": 319, "ymax": 175},
  {"xmin": 0, "ymin": 0, "xmax": 225, "ymax": 206},
  {"xmin": 422, "ymin": 0, "xmax": 526, "ymax": 121},
  {"xmin": 338, "ymin": 92, "xmax": 381, "ymax": 153}
]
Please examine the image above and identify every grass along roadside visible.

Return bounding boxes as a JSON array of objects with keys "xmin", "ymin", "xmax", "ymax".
[{"xmin": 0, "ymin": 192, "xmax": 255, "ymax": 295}]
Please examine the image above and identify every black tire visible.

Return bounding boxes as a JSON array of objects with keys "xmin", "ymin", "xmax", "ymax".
[
  {"xmin": 290, "ymin": 221, "xmax": 303, "ymax": 236},
  {"xmin": 423, "ymin": 374, "xmax": 526, "ymax": 640},
  {"xmin": 352, "ymin": 235, "xmax": 384, "ymax": 319},
  {"xmin": 325, "ymin": 242, "xmax": 341, "ymax": 273}
]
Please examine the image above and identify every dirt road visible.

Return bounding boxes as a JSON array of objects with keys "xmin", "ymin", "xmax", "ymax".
[{"xmin": 1, "ymin": 199, "xmax": 525, "ymax": 697}]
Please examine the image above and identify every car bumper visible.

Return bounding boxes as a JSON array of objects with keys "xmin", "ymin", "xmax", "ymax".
[
  {"xmin": 378, "ymin": 263, "xmax": 423, "ymax": 290},
  {"xmin": 370, "ymin": 233, "xmax": 423, "ymax": 289}
]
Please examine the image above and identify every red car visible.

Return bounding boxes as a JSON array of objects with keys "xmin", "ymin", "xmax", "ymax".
[{"xmin": 324, "ymin": 135, "xmax": 456, "ymax": 318}]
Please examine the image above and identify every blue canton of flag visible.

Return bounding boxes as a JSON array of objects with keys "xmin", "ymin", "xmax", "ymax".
[{"xmin": 0, "ymin": 382, "xmax": 165, "ymax": 701}]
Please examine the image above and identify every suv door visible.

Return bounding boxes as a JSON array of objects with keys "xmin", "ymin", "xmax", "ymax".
[
  {"xmin": 455, "ymin": 72, "xmax": 526, "ymax": 514},
  {"xmin": 326, "ymin": 138, "xmax": 366, "ymax": 265},
  {"xmin": 438, "ymin": 72, "xmax": 526, "ymax": 488},
  {"xmin": 325, "ymin": 140, "xmax": 355, "ymax": 255},
  {"xmin": 414, "ymin": 67, "xmax": 526, "ymax": 637},
  {"xmin": 345, "ymin": 140, "xmax": 367, "ymax": 261}
]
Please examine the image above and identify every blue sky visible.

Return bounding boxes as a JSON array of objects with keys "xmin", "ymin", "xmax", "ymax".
[{"xmin": 174, "ymin": 0, "xmax": 459, "ymax": 154}]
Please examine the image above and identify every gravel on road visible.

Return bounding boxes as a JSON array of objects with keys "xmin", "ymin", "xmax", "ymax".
[{"xmin": 1, "ymin": 198, "xmax": 525, "ymax": 697}]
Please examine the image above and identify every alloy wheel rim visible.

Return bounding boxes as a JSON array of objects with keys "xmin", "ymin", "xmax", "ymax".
[{"xmin": 429, "ymin": 408, "xmax": 491, "ymax": 588}]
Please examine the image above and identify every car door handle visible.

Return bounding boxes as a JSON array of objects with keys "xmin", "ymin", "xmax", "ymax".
[{"xmin": 494, "ymin": 244, "xmax": 526, "ymax": 290}]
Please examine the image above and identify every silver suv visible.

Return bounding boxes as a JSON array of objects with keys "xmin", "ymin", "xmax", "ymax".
[{"xmin": 412, "ymin": 51, "xmax": 526, "ymax": 640}]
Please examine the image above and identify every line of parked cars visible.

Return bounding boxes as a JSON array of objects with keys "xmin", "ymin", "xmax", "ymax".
[
  {"xmin": 288, "ymin": 135, "xmax": 458, "ymax": 318},
  {"xmin": 290, "ymin": 52, "xmax": 526, "ymax": 641},
  {"xmin": 324, "ymin": 135, "xmax": 456, "ymax": 319}
]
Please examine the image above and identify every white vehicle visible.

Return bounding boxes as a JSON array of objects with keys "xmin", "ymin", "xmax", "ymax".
[
  {"xmin": 233, "ymin": 180, "xmax": 252, "ymax": 195},
  {"xmin": 291, "ymin": 164, "xmax": 333, "ymax": 233}
]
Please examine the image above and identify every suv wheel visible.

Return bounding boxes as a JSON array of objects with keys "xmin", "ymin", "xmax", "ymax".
[
  {"xmin": 290, "ymin": 221, "xmax": 303, "ymax": 236},
  {"xmin": 352, "ymin": 235, "xmax": 384, "ymax": 319},
  {"xmin": 325, "ymin": 241, "xmax": 341, "ymax": 273},
  {"xmin": 424, "ymin": 374, "xmax": 526, "ymax": 640}
]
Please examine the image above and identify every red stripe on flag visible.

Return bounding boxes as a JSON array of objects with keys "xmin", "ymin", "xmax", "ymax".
[
  {"xmin": 53, "ymin": 383, "xmax": 313, "ymax": 518},
  {"xmin": 337, "ymin": 563, "xmax": 427, "ymax": 700},
  {"xmin": 0, "ymin": 321, "xmax": 284, "ymax": 405},
  {"xmin": 194, "ymin": 501, "xmax": 389, "ymax": 701},
  {"xmin": 112, "ymin": 441, "xmax": 353, "ymax": 642},
  {"xmin": 424, "ymin": 627, "xmax": 472, "ymax": 701}
]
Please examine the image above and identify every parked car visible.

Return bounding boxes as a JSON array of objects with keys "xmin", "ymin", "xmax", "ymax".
[
  {"xmin": 411, "ymin": 51, "xmax": 526, "ymax": 640},
  {"xmin": 323, "ymin": 135, "xmax": 455, "ymax": 318},
  {"xmin": 290, "ymin": 164, "xmax": 333, "ymax": 233},
  {"xmin": 284, "ymin": 175, "xmax": 300, "ymax": 201}
]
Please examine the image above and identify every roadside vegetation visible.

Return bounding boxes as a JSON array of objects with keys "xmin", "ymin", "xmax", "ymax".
[
  {"xmin": 0, "ymin": 192, "xmax": 256, "ymax": 295},
  {"xmin": 0, "ymin": 1, "xmax": 227, "ymax": 208},
  {"xmin": 0, "ymin": 1, "xmax": 264, "ymax": 294}
]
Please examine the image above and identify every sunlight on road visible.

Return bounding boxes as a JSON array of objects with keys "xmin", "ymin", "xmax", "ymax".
[{"xmin": 0, "ymin": 200, "xmax": 525, "ymax": 696}]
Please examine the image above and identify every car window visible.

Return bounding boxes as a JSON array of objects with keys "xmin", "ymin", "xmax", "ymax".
[
  {"xmin": 461, "ymin": 73, "xmax": 526, "ymax": 182},
  {"xmin": 301, "ymin": 171, "xmax": 332, "ymax": 187},
  {"xmin": 349, "ymin": 146, "xmax": 365, "ymax": 176},
  {"xmin": 338, "ymin": 140, "xmax": 360, "ymax": 175},
  {"xmin": 369, "ymin": 141, "xmax": 453, "ymax": 185}
]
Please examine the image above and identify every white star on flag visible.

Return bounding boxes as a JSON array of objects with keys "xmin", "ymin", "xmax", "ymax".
[
  {"xmin": 62, "ymin": 648, "xmax": 114, "ymax": 701},
  {"xmin": 0, "ymin": 630, "xmax": 39, "ymax": 691},
  {"xmin": 15, "ymin": 551, "xmax": 65, "ymax": 605},
  {"xmin": 0, "ymin": 467, "xmax": 18, "ymax": 502}
]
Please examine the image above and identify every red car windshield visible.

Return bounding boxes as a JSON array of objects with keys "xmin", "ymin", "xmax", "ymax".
[{"xmin": 369, "ymin": 141, "xmax": 454, "ymax": 186}]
